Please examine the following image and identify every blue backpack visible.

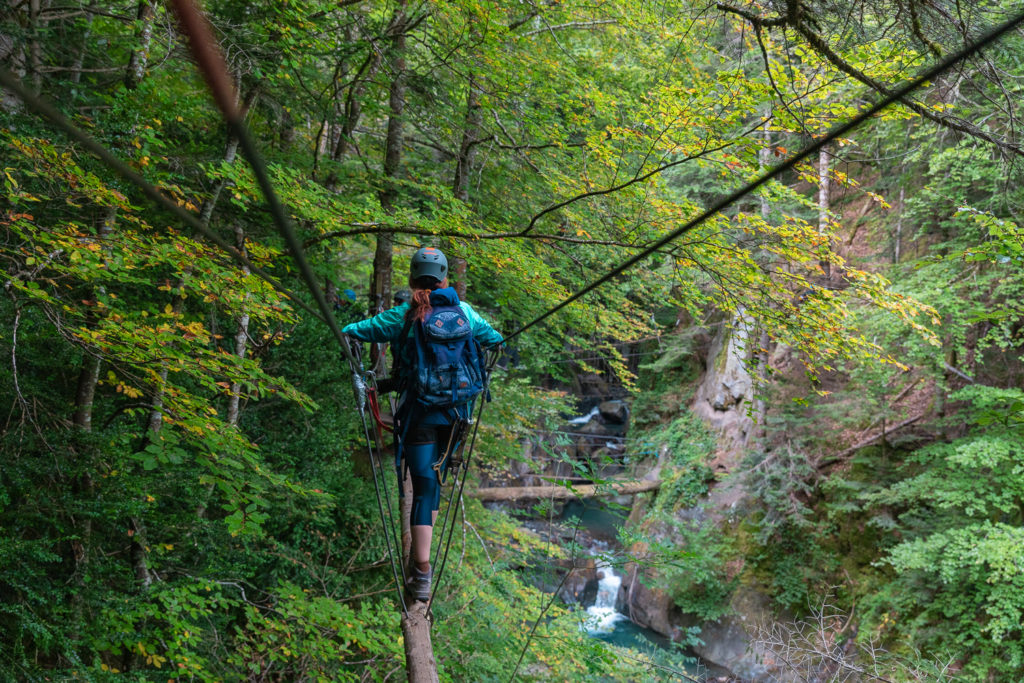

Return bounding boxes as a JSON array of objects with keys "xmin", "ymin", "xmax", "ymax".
[{"xmin": 406, "ymin": 302, "xmax": 486, "ymax": 409}]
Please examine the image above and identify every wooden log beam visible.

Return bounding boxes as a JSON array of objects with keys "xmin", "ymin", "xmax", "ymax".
[
  {"xmin": 399, "ymin": 466, "xmax": 439, "ymax": 683},
  {"xmin": 470, "ymin": 480, "xmax": 660, "ymax": 502},
  {"xmin": 401, "ymin": 602, "xmax": 438, "ymax": 683}
]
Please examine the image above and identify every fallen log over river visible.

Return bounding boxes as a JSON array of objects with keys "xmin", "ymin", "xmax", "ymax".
[{"xmin": 470, "ymin": 480, "xmax": 660, "ymax": 502}]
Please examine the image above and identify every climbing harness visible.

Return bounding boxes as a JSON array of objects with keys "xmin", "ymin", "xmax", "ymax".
[
  {"xmin": 433, "ymin": 417, "xmax": 469, "ymax": 478},
  {"xmin": 6, "ymin": 0, "xmax": 1024, "ymax": 660}
]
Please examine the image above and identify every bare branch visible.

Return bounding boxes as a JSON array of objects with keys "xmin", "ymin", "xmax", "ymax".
[
  {"xmin": 304, "ymin": 222, "xmax": 664, "ymax": 248},
  {"xmin": 716, "ymin": 2, "xmax": 787, "ymax": 28},
  {"xmin": 718, "ymin": 1, "xmax": 1024, "ymax": 156},
  {"xmin": 519, "ymin": 139, "xmax": 736, "ymax": 236}
]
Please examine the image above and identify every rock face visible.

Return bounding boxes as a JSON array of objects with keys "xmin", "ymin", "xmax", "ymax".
[
  {"xmin": 555, "ymin": 557, "xmax": 599, "ymax": 605},
  {"xmin": 617, "ymin": 552, "xmax": 680, "ymax": 638},
  {"xmin": 681, "ymin": 586, "xmax": 782, "ymax": 681},
  {"xmin": 618, "ymin": 558, "xmax": 784, "ymax": 681},
  {"xmin": 691, "ymin": 311, "xmax": 757, "ymax": 462}
]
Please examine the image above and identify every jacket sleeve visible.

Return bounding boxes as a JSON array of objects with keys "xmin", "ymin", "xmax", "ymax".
[
  {"xmin": 341, "ymin": 305, "xmax": 408, "ymax": 343},
  {"xmin": 461, "ymin": 302, "xmax": 504, "ymax": 347}
]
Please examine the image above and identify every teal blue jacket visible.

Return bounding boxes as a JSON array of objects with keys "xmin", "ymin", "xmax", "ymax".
[{"xmin": 341, "ymin": 296, "xmax": 504, "ymax": 348}]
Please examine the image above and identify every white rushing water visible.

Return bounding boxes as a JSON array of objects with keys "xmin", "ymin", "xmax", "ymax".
[
  {"xmin": 583, "ymin": 562, "xmax": 628, "ymax": 634},
  {"xmin": 568, "ymin": 405, "xmax": 601, "ymax": 426}
]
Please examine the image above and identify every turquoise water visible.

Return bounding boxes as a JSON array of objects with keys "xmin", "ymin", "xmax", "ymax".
[{"xmin": 556, "ymin": 501, "xmax": 713, "ymax": 681}]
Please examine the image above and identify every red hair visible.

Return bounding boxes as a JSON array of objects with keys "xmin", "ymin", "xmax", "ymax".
[{"xmin": 406, "ymin": 277, "xmax": 448, "ymax": 323}]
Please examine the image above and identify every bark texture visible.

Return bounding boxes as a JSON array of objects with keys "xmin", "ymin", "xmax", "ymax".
[
  {"xmin": 124, "ymin": 1, "xmax": 156, "ymax": 90},
  {"xmin": 370, "ymin": 3, "xmax": 408, "ymax": 368},
  {"xmin": 401, "ymin": 603, "xmax": 439, "ymax": 683}
]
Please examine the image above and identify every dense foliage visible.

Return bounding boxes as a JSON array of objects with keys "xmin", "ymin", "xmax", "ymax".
[{"xmin": 2, "ymin": 0, "xmax": 1023, "ymax": 680}]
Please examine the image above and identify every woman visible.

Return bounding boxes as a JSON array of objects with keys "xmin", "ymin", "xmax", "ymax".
[{"xmin": 342, "ymin": 247, "xmax": 503, "ymax": 602}]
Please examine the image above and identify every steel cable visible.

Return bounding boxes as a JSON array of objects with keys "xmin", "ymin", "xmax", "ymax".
[
  {"xmin": 6, "ymin": 0, "xmax": 1022, "ymax": 628},
  {"xmin": 427, "ymin": 351, "xmax": 501, "ymax": 615}
]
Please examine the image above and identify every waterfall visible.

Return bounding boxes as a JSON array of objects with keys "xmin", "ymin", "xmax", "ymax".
[
  {"xmin": 568, "ymin": 405, "xmax": 601, "ymax": 426},
  {"xmin": 582, "ymin": 561, "xmax": 627, "ymax": 634}
]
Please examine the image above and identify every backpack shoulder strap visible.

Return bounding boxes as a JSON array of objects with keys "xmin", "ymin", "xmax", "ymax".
[{"xmin": 391, "ymin": 316, "xmax": 415, "ymax": 374}]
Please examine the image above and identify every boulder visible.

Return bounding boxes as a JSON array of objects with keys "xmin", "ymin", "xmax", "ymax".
[
  {"xmin": 547, "ymin": 556, "xmax": 600, "ymax": 605},
  {"xmin": 576, "ymin": 418, "xmax": 611, "ymax": 436},
  {"xmin": 598, "ymin": 400, "xmax": 630, "ymax": 424}
]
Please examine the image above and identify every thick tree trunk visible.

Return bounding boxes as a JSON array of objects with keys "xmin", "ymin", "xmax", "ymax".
[
  {"xmin": 398, "ymin": 463, "xmax": 438, "ymax": 682},
  {"xmin": 470, "ymin": 480, "xmax": 660, "ymax": 502},
  {"xmin": 128, "ymin": 516, "xmax": 153, "ymax": 589},
  {"xmin": 124, "ymin": 1, "xmax": 156, "ymax": 90},
  {"xmin": 73, "ymin": 355, "xmax": 101, "ymax": 431}
]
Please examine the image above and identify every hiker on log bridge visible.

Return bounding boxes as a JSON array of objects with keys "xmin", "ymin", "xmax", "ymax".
[{"xmin": 342, "ymin": 247, "xmax": 503, "ymax": 602}]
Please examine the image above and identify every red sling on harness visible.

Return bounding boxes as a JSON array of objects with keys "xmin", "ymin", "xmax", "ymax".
[{"xmin": 366, "ymin": 385, "xmax": 394, "ymax": 434}]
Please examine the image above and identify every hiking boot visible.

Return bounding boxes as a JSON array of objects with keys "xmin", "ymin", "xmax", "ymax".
[{"xmin": 406, "ymin": 564, "xmax": 432, "ymax": 602}]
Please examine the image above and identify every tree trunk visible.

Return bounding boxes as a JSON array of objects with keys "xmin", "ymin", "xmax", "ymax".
[
  {"xmin": 73, "ymin": 355, "xmax": 101, "ymax": 432},
  {"xmin": 198, "ymin": 87, "xmax": 259, "ymax": 225},
  {"xmin": 397, "ymin": 463, "xmax": 439, "ymax": 682},
  {"xmin": 894, "ymin": 185, "xmax": 904, "ymax": 264},
  {"xmin": 152, "ymin": 86, "xmax": 254, "ymax": 431},
  {"xmin": 401, "ymin": 604, "xmax": 439, "ymax": 683},
  {"xmin": 748, "ymin": 115, "xmax": 773, "ymax": 447},
  {"xmin": 818, "ymin": 145, "xmax": 831, "ymax": 279},
  {"xmin": 28, "ymin": 0, "xmax": 47, "ymax": 94},
  {"xmin": 128, "ymin": 516, "xmax": 153, "ymax": 589},
  {"xmin": 73, "ymin": 206, "xmax": 115, "ymax": 430},
  {"xmin": 124, "ymin": 1, "xmax": 156, "ymax": 90},
  {"xmin": 69, "ymin": 205, "xmax": 115, "ymax": 632},
  {"xmin": 69, "ymin": 1, "xmax": 96, "ymax": 85},
  {"xmin": 448, "ymin": 65, "xmax": 481, "ymax": 301},
  {"xmin": 226, "ymin": 224, "xmax": 250, "ymax": 426},
  {"xmin": 470, "ymin": 480, "xmax": 660, "ymax": 502},
  {"xmin": 371, "ymin": 3, "xmax": 408, "ymax": 369},
  {"xmin": 332, "ymin": 36, "xmax": 382, "ymax": 162}
]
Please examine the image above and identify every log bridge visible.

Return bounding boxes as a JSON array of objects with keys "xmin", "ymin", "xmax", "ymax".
[{"xmin": 470, "ymin": 478, "xmax": 660, "ymax": 502}]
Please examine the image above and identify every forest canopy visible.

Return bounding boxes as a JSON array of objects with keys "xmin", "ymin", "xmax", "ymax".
[{"xmin": 2, "ymin": 0, "xmax": 1023, "ymax": 680}]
